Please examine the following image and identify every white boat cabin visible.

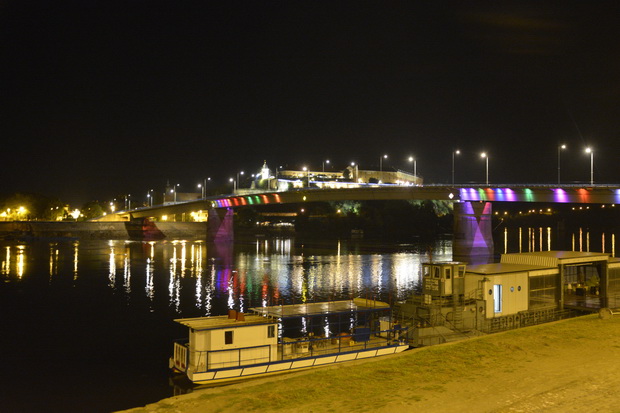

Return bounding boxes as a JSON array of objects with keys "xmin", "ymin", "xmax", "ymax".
[{"xmin": 172, "ymin": 310, "xmax": 278, "ymax": 376}]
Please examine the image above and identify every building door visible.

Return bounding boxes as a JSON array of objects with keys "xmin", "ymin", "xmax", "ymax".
[{"xmin": 493, "ymin": 284, "xmax": 503, "ymax": 314}]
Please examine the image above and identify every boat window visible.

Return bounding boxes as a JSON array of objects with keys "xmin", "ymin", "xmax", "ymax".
[
  {"xmin": 444, "ymin": 268, "xmax": 451, "ymax": 280},
  {"xmin": 433, "ymin": 266, "xmax": 440, "ymax": 278},
  {"xmin": 268, "ymin": 325, "xmax": 275, "ymax": 338},
  {"xmin": 225, "ymin": 331, "xmax": 233, "ymax": 345}
]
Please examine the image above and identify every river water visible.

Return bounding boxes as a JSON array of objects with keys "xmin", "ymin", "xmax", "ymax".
[{"xmin": 0, "ymin": 237, "xmax": 452, "ymax": 413}]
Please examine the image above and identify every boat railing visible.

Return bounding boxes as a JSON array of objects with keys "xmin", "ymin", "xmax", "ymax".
[
  {"xmin": 183, "ymin": 327, "xmax": 407, "ymax": 374},
  {"xmin": 190, "ymin": 344, "xmax": 273, "ymax": 373},
  {"xmin": 280, "ymin": 327, "xmax": 407, "ymax": 360},
  {"xmin": 172, "ymin": 340, "xmax": 189, "ymax": 372}
]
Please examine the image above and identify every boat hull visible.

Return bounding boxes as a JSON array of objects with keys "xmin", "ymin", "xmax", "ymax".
[{"xmin": 176, "ymin": 344, "xmax": 409, "ymax": 386}]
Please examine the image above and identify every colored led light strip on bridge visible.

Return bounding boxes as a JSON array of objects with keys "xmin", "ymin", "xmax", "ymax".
[
  {"xmin": 212, "ymin": 193, "xmax": 282, "ymax": 208},
  {"xmin": 459, "ymin": 187, "xmax": 600, "ymax": 203}
]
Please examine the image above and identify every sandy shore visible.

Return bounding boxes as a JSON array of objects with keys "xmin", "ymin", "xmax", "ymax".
[{"xmin": 120, "ymin": 314, "xmax": 620, "ymax": 413}]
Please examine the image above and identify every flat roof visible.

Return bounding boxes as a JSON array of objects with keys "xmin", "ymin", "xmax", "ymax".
[
  {"xmin": 174, "ymin": 314, "xmax": 273, "ymax": 331},
  {"xmin": 466, "ymin": 262, "xmax": 553, "ymax": 275},
  {"xmin": 249, "ymin": 299, "xmax": 390, "ymax": 319}
]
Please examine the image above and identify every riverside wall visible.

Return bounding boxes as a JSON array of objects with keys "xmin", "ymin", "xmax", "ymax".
[{"xmin": 0, "ymin": 221, "xmax": 208, "ymax": 240}]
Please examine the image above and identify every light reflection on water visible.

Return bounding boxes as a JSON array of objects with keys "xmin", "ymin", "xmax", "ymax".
[
  {"xmin": 499, "ymin": 227, "xmax": 617, "ymax": 257},
  {"xmin": 1, "ymin": 238, "xmax": 453, "ymax": 318}
]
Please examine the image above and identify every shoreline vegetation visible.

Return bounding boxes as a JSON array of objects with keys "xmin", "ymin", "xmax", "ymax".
[{"xmin": 121, "ymin": 314, "xmax": 620, "ymax": 413}]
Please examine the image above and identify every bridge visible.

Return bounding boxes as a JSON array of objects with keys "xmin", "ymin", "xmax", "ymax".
[
  {"xmin": 101, "ymin": 184, "xmax": 620, "ymax": 221},
  {"xmin": 95, "ymin": 184, "xmax": 620, "ymax": 258}
]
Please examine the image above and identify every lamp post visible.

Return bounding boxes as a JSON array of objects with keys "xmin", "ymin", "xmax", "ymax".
[
  {"xmin": 322, "ymin": 159, "xmax": 330, "ymax": 173},
  {"xmin": 303, "ymin": 166, "xmax": 309, "ymax": 187},
  {"xmin": 452, "ymin": 149, "xmax": 460, "ymax": 185},
  {"xmin": 198, "ymin": 178, "xmax": 209, "ymax": 198},
  {"xmin": 229, "ymin": 177, "xmax": 235, "ymax": 192},
  {"xmin": 380, "ymin": 154, "xmax": 387, "ymax": 172},
  {"xmin": 557, "ymin": 144, "xmax": 566, "ymax": 185},
  {"xmin": 480, "ymin": 152, "xmax": 489, "ymax": 185},
  {"xmin": 408, "ymin": 156, "xmax": 416, "ymax": 185},
  {"xmin": 585, "ymin": 147, "xmax": 594, "ymax": 185},
  {"xmin": 236, "ymin": 171, "xmax": 244, "ymax": 190},
  {"xmin": 147, "ymin": 189, "xmax": 154, "ymax": 207}
]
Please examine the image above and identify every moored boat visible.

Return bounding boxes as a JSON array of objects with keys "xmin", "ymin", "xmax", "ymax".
[{"xmin": 170, "ymin": 298, "xmax": 408, "ymax": 385}]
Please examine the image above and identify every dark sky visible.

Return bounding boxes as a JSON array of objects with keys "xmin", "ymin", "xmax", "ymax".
[{"xmin": 2, "ymin": 1, "xmax": 620, "ymax": 205}]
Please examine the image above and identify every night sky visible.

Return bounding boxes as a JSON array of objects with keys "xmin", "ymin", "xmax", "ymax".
[{"xmin": 2, "ymin": 1, "xmax": 620, "ymax": 206}]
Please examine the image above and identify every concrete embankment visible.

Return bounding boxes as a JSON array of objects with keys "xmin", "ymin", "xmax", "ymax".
[{"xmin": 0, "ymin": 221, "xmax": 208, "ymax": 240}]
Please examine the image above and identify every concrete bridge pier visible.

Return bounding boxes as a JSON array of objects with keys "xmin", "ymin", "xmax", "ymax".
[
  {"xmin": 453, "ymin": 201, "xmax": 494, "ymax": 262},
  {"xmin": 207, "ymin": 208, "xmax": 234, "ymax": 242}
]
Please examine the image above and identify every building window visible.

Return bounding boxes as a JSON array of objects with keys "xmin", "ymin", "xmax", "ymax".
[
  {"xmin": 225, "ymin": 331, "xmax": 233, "ymax": 345},
  {"xmin": 268, "ymin": 325, "xmax": 275, "ymax": 338}
]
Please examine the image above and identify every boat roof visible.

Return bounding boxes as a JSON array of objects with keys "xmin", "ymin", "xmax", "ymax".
[
  {"xmin": 249, "ymin": 298, "xmax": 391, "ymax": 319},
  {"xmin": 174, "ymin": 314, "xmax": 274, "ymax": 331}
]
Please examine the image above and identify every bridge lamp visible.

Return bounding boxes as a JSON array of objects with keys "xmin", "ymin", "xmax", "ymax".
[
  {"xmin": 302, "ymin": 166, "xmax": 309, "ymax": 186},
  {"xmin": 452, "ymin": 150, "xmax": 460, "ymax": 185},
  {"xmin": 408, "ymin": 156, "xmax": 417, "ymax": 184},
  {"xmin": 480, "ymin": 152, "xmax": 489, "ymax": 186},
  {"xmin": 237, "ymin": 171, "xmax": 244, "ymax": 190},
  {"xmin": 585, "ymin": 147, "xmax": 594, "ymax": 185},
  {"xmin": 557, "ymin": 144, "xmax": 566, "ymax": 185},
  {"xmin": 229, "ymin": 177, "xmax": 235, "ymax": 192},
  {"xmin": 380, "ymin": 154, "xmax": 388, "ymax": 172},
  {"xmin": 323, "ymin": 159, "xmax": 330, "ymax": 173}
]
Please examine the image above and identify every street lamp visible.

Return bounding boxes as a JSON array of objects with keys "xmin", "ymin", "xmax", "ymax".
[
  {"xmin": 452, "ymin": 149, "xmax": 460, "ymax": 185},
  {"xmin": 236, "ymin": 171, "xmax": 244, "ymax": 190},
  {"xmin": 585, "ymin": 147, "xmax": 594, "ymax": 185},
  {"xmin": 380, "ymin": 154, "xmax": 388, "ymax": 172},
  {"xmin": 322, "ymin": 159, "xmax": 330, "ymax": 173},
  {"xmin": 197, "ymin": 178, "xmax": 210, "ymax": 198},
  {"xmin": 557, "ymin": 144, "xmax": 566, "ymax": 185},
  {"xmin": 172, "ymin": 184, "xmax": 180, "ymax": 202},
  {"xmin": 147, "ymin": 189, "xmax": 154, "ymax": 207},
  {"xmin": 408, "ymin": 156, "xmax": 417, "ymax": 184},
  {"xmin": 229, "ymin": 177, "xmax": 235, "ymax": 192},
  {"xmin": 480, "ymin": 152, "xmax": 489, "ymax": 185},
  {"xmin": 303, "ymin": 166, "xmax": 309, "ymax": 187}
]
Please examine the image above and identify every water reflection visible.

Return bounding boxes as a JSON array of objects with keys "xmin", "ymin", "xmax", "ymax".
[
  {"xmin": 0, "ymin": 238, "xmax": 450, "ymax": 317},
  {"xmin": 500, "ymin": 227, "xmax": 617, "ymax": 257}
]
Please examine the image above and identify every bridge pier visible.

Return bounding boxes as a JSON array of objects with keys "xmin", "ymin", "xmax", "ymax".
[
  {"xmin": 453, "ymin": 201, "xmax": 494, "ymax": 262},
  {"xmin": 208, "ymin": 208, "xmax": 234, "ymax": 242}
]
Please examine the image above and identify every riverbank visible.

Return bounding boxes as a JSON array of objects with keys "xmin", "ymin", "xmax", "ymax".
[
  {"xmin": 120, "ymin": 314, "xmax": 620, "ymax": 413},
  {"xmin": 0, "ymin": 221, "xmax": 207, "ymax": 240}
]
